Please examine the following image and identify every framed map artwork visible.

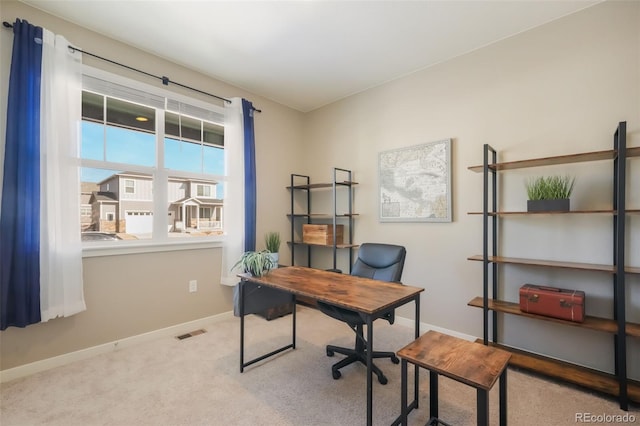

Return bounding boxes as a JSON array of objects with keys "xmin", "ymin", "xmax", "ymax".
[{"xmin": 378, "ymin": 139, "xmax": 452, "ymax": 222}]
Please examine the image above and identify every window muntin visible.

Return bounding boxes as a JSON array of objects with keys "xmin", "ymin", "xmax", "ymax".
[
  {"xmin": 164, "ymin": 112, "xmax": 224, "ymax": 175},
  {"xmin": 79, "ymin": 76, "xmax": 225, "ymax": 245},
  {"xmin": 82, "ymin": 92, "xmax": 156, "ymax": 166}
]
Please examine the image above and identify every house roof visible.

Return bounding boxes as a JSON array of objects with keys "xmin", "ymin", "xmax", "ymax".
[
  {"xmin": 94, "ymin": 172, "xmax": 217, "ymax": 186},
  {"xmin": 89, "ymin": 191, "xmax": 118, "ymax": 204},
  {"xmin": 172, "ymin": 197, "xmax": 223, "ymax": 207}
]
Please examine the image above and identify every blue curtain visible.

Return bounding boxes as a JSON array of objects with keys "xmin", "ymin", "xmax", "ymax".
[
  {"xmin": 0, "ymin": 19, "xmax": 44, "ymax": 329},
  {"xmin": 242, "ymin": 99, "xmax": 256, "ymax": 252}
]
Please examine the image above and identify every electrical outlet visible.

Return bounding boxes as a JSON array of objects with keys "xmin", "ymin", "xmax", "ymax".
[{"xmin": 189, "ymin": 280, "xmax": 197, "ymax": 293}]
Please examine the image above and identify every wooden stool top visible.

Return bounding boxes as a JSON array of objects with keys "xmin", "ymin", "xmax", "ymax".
[{"xmin": 397, "ymin": 330, "xmax": 511, "ymax": 391}]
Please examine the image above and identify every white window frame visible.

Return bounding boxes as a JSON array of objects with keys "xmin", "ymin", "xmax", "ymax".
[
  {"xmin": 81, "ymin": 66, "xmax": 226, "ymax": 257},
  {"xmin": 124, "ymin": 179, "xmax": 135, "ymax": 194},
  {"xmin": 196, "ymin": 184, "xmax": 213, "ymax": 198}
]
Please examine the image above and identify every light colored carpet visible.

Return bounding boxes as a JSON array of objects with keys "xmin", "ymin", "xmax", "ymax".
[{"xmin": 1, "ymin": 306, "xmax": 638, "ymax": 425}]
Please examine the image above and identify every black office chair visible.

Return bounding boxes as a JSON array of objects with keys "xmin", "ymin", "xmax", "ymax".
[{"xmin": 317, "ymin": 243, "xmax": 407, "ymax": 385}]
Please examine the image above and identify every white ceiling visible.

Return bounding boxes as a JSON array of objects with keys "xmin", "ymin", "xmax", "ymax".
[{"xmin": 21, "ymin": 0, "xmax": 600, "ymax": 112}]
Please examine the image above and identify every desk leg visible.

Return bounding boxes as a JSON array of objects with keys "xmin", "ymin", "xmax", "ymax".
[
  {"xmin": 499, "ymin": 368, "xmax": 507, "ymax": 426},
  {"xmin": 238, "ymin": 281, "xmax": 295, "ymax": 372},
  {"xmin": 477, "ymin": 388, "xmax": 489, "ymax": 426},
  {"xmin": 401, "ymin": 359, "xmax": 408, "ymax": 426},
  {"xmin": 414, "ymin": 295, "xmax": 420, "ymax": 407},
  {"xmin": 239, "ymin": 282, "xmax": 245, "ymax": 373},
  {"xmin": 430, "ymin": 371, "xmax": 438, "ymax": 419},
  {"xmin": 366, "ymin": 315, "xmax": 373, "ymax": 426},
  {"xmin": 292, "ymin": 296, "xmax": 297, "ymax": 349}
]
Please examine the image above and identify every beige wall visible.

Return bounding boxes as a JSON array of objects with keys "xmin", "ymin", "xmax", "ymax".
[
  {"xmin": 303, "ymin": 1, "xmax": 640, "ymax": 378},
  {"xmin": 1, "ymin": 0, "xmax": 638, "ymax": 380}
]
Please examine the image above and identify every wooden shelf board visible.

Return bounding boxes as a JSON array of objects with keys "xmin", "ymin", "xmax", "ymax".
[
  {"xmin": 289, "ymin": 241, "xmax": 359, "ymax": 249},
  {"xmin": 287, "ymin": 213, "xmax": 359, "ymax": 218},
  {"xmin": 468, "ymin": 254, "xmax": 640, "ymax": 275},
  {"xmin": 468, "ymin": 209, "xmax": 619, "ymax": 215},
  {"xmin": 467, "ymin": 297, "xmax": 640, "ymax": 337},
  {"xmin": 287, "ymin": 181, "xmax": 358, "ymax": 190},
  {"xmin": 467, "ymin": 254, "xmax": 614, "ymax": 272},
  {"xmin": 469, "ymin": 146, "xmax": 639, "ymax": 172},
  {"xmin": 476, "ymin": 340, "xmax": 640, "ymax": 404},
  {"xmin": 469, "ymin": 146, "xmax": 640, "ymax": 173},
  {"xmin": 468, "ymin": 149, "xmax": 617, "ymax": 172}
]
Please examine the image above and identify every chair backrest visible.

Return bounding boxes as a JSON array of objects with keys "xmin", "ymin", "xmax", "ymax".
[{"xmin": 351, "ymin": 243, "xmax": 406, "ymax": 283}]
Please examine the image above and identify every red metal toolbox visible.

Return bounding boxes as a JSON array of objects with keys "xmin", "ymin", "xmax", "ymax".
[{"xmin": 519, "ymin": 284, "xmax": 585, "ymax": 323}]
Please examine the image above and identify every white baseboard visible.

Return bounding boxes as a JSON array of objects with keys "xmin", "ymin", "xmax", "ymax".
[
  {"xmin": 0, "ymin": 311, "xmax": 234, "ymax": 384},
  {"xmin": 394, "ymin": 315, "xmax": 479, "ymax": 342}
]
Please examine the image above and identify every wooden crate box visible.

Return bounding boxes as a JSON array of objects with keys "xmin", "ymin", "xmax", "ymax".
[{"xmin": 302, "ymin": 224, "xmax": 344, "ymax": 245}]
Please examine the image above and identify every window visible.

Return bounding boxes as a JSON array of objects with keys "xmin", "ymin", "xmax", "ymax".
[
  {"xmin": 124, "ymin": 179, "xmax": 135, "ymax": 194},
  {"xmin": 80, "ymin": 70, "xmax": 226, "ymax": 245},
  {"xmin": 196, "ymin": 184, "xmax": 213, "ymax": 198}
]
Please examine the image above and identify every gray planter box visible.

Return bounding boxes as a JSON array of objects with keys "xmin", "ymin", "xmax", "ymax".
[{"xmin": 527, "ymin": 198, "xmax": 570, "ymax": 212}]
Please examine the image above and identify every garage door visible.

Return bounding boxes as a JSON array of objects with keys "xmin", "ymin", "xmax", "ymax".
[{"xmin": 125, "ymin": 211, "xmax": 153, "ymax": 234}]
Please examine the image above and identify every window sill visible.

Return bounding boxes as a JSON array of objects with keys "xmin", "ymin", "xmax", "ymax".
[{"xmin": 82, "ymin": 237, "xmax": 224, "ymax": 258}]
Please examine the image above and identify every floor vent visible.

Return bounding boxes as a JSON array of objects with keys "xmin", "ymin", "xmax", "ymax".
[{"xmin": 176, "ymin": 329, "xmax": 207, "ymax": 340}]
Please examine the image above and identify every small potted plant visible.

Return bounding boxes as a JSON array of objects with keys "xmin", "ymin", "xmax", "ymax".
[
  {"xmin": 525, "ymin": 175, "xmax": 575, "ymax": 212},
  {"xmin": 264, "ymin": 231, "xmax": 281, "ymax": 269},
  {"xmin": 232, "ymin": 250, "xmax": 275, "ymax": 277}
]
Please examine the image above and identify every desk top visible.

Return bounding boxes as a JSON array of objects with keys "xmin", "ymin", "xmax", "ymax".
[
  {"xmin": 397, "ymin": 330, "xmax": 511, "ymax": 391},
  {"xmin": 239, "ymin": 266, "xmax": 423, "ymax": 315}
]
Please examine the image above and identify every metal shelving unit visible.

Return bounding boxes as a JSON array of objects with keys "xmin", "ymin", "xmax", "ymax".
[
  {"xmin": 468, "ymin": 122, "xmax": 639, "ymax": 409},
  {"xmin": 287, "ymin": 168, "xmax": 358, "ymax": 273}
]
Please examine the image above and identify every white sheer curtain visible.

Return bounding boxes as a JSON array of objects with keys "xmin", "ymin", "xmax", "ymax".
[
  {"xmin": 220, "ymin": 97, "xmax": 245, "ymax": 285},
  {"xmin": 39, "ymin": 30, "xmax": 86, "ymax": 321}
]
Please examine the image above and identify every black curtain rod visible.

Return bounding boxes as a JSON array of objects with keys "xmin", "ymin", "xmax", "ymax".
[{"xmin": 2, "ymin": 20, "xmax": 261, "ymax": 113}]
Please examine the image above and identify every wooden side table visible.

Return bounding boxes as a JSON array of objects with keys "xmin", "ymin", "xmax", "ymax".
[{"xmin": 397, "ymin": 331, "xmax": 511, "ymax": 426}]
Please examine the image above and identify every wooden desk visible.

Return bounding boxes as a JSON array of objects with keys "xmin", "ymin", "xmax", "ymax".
[
  {"xmin": 397, "ymin": 331, "xmax": 511, "ymax": 426},
  {"xmin": 238, "ymin": 266, "xmax": 424, "ymax": 426}
]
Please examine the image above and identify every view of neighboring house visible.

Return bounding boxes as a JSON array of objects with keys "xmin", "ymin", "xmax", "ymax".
[
  {"xmin": 80, "ymin": 181, "xmax": 99, "ymax": 231},
  {"xmin": 84, "ymin": 172, "xmax": 223, "ymax": 236}
]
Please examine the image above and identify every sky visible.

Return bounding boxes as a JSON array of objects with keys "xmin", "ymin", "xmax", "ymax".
[{"xmin": 81, "ymin": 121, "xmax": 224, "ymax": 186}]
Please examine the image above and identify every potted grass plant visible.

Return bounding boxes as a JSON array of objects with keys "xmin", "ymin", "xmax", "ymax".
[
  {"xmin": 232, "ymin": 250, "xmax": 275, "ymax": 277},
  {"xmin": 264, "ymin": 231, "xmax": 281, "ymax": 269},
  {"xmin": 525, "ymin": 175, "xmax": 575, "ymax": 212}
]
